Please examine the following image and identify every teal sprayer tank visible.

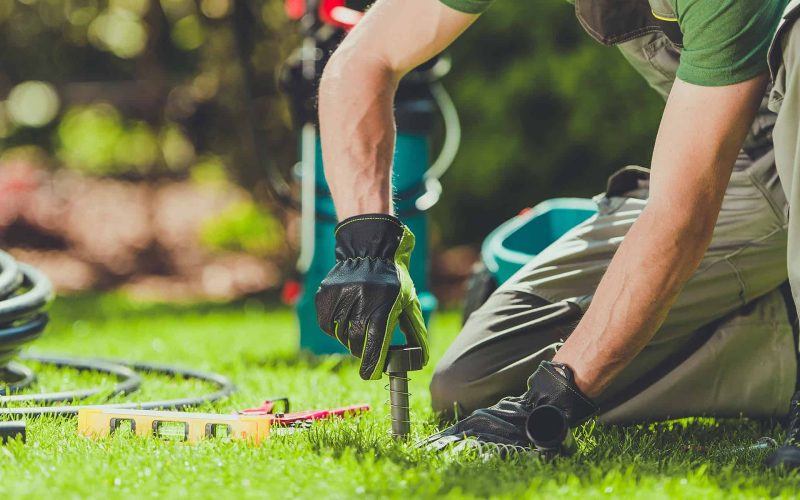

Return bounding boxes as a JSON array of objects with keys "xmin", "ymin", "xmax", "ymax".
[
  {"xmin": 461, "ymin": 198, "xmax": 598, "ymax": 323},
  {"xmin": 295, "ymin": 76, "xmax": 440, "ymax": 354},
  {"xmin": 482, "ymin": 198, "xmax": 598, "ymax": 284}
]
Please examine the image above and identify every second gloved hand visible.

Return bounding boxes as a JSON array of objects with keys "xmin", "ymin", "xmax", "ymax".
[
  {"xmin": 420, "ymin": 361, "xmax": 598, "ymax": 454},
  {"xmin": 315, "ymin": 214, "xmax": 429, "ymax": 380}
]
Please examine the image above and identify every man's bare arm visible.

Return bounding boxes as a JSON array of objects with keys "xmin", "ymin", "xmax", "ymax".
[
  {"xmin": 318, "ymin": 0, "xmax": 479, "ymax": 219},
  {"xmin": 553, "ymin": 75, "xmax": 769, "ymax": 398}
]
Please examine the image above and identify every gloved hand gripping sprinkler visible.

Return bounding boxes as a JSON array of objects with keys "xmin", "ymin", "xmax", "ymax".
[{"xmin": 384, "ymin": 346, "xmax": 424, "ymax": 439}]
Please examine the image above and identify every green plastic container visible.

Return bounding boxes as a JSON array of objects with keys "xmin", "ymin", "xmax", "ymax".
[{"xmin": 482, "ymin": 198, "xmax": 598, "ymax": 285}]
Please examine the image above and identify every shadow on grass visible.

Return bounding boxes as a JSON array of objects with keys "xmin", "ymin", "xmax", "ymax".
[
  {"xmin": 302, "ymin": 415, "xmax": 800, "ymax": 497},
  {"xmin": 433, "ymin": 418, "xmax": 800, "ymax": 496}
]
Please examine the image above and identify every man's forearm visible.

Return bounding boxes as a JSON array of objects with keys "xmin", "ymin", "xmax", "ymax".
[
  {"xmin": 553, "ymin": 201, "xmax": 715, "ymax": 398},
  {"xmin": 553, "ymin": 76, "xmax": 767, "ymax": 400},
  {"xmin": 319, "ymin": 53, "xmax": 398, "ymax": 219},
  {"xmin": 317, "ymin": 0, "xmax": 478, "ymax": 221}
]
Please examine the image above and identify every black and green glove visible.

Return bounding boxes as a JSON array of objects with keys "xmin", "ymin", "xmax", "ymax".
[
  {"xmin": 315, "ymin": 214, "xmax": 429, "ymax": 380},
  {"xmin": 420, "ymin": 361, "xmax": 597, "ymax": 454}
]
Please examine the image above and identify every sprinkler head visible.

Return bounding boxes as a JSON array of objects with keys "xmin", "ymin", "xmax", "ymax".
[
  {"xmin": 385, "ymin": 346, "xmax": 425, "ymax": 374},
  {"xmin": 384, "ymin": 346, "xmax": 424, "ymax": 439}
]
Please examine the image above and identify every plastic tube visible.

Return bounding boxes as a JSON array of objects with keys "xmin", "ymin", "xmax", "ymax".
[{"xmin": 525, "ymin": 404, "xmax": 576, "ymax": 456}]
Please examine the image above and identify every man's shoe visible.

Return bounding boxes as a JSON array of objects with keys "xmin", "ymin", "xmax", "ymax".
[{"xmin": 766, "ymin": 391, "xmax": 800, "ymax": 469}]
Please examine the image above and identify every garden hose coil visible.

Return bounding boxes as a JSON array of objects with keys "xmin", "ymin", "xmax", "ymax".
[{"xmin": 0, "ymin": 250, "xmax": 235, "ymax": 416}]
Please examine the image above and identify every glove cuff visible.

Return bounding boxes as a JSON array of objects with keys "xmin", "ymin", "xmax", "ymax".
[
  {"xmin": 334, "ymin": 214, "xmax": 406, "ymax": 260},
  {"xmin": 526, "ymin": 361, "xmax": 598, "ymax": 426}
]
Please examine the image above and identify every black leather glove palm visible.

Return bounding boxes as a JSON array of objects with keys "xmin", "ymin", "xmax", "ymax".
[
  {"xmin": 315, "ymin": 214, "xmax": 429, "ymax": 380},
  {"xmin": 421, "ymin": 361, "xmax": 597, "ymax": 454}
]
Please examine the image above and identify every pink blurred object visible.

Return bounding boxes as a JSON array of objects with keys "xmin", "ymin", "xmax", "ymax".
[
  {"xmin": 0, "ymin": 162, "xmax": 289, "ymax": 300},
  {"xmin": 284, "ymin": 0, "xmax": 305, "ymax": 20},
  {"xmin": 0, "ymin": 162, "xmax": 42, "ymax": 227}
]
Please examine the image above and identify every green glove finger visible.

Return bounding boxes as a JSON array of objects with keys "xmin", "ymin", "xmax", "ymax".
[{"xmin": 398, "ymin": 296, "xmax": 429, "ymax": 366}]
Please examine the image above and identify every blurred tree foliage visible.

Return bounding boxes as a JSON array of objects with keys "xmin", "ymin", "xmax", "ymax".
[
  {"xmin": 432, "ymin": 2, "xmax": 664, "ymax": 243},
  {"xmin": 0, "ymin": 0, "xmax": 664, "ymax": 246},
  {"xmin": 200, "ymin": 199, "xmax": 285, "ymax": 256},
  {"xmin": 0, "ymin": 0, "xmax": 298, "ymax": 188}
]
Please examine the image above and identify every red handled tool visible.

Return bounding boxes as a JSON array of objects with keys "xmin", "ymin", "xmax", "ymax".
[
  {"xmin": 238, "ymin": 398, "xmax": 370, "ymax": 428},
  {"xmin": 284, "ymin": 0, "xmax": 363, "ymax": 29}
]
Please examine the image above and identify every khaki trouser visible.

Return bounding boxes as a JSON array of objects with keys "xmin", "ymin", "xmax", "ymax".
[
  {"xmin": 431, "ymin": 21, "xmax": 799, "ymax": 424},
  {"xmin": 431, "ymin": 164, "xmax": 795, "ymax": 423}
]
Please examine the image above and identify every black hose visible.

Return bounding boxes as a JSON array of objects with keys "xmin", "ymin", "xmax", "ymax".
[
  {"xmin": 0, "ymin": 252, "xmax": 52, "ymax": 370},
  {"xmin": 0, "ymin": 354, "xmax": 142, "ymax": 404},
  {"xmin": 0, "ymin": 362, "xmax": 35, "ymax": 395},
  {"xmin": 0, "ymin": 251, "xmax": 24, "ymax": 299},
  {"xmin": 0, "ymin": 264, "xmax": 54, "ymax": 323},
  {"xmin": 0, "ymin": 250, "xmax": 236, "ymax": 416},
  {"xmin": 0, "ymin": 314, "xmax": 48, "ymax": 368},
  {"xmin": 0, "ymin": 354, "xmax": 236, "ymax": 417}
]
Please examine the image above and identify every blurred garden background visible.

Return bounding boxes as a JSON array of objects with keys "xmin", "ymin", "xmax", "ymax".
[{"xmin": 0, "ymin": 0, "xmax": 664, "ymax": 304}]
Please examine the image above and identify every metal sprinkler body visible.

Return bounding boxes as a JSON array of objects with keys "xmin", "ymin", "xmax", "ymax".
[{"xmin": 384, "ymin": 346, "xmax": 424, "ymax": 439}]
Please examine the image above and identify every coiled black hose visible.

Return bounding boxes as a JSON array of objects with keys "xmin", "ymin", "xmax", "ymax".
[
  {"xmin": 0, "ymin": 250, "xmax": 53, "ymax": 378},
  {"xmin": 0, "ymin": 250, "xmax": 235, "ymax": 416}
]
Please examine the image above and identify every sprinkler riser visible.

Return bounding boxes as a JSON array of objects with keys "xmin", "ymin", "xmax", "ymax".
[{"xmin": 384, "ymin": 346, "xmax": 424, "ymax": 439}]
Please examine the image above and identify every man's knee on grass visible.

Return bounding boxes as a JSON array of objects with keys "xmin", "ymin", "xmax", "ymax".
[
  {"xmin": 430, "ymin": 296, "xmax": 580, "ymax": 421},
  {"xmin": 429, "ymin": 318, "xmax": 488, "ymax": 421}
]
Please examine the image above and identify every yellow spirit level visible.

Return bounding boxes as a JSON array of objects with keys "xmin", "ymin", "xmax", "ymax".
[{"xmin": 78, "ymin": 408, "xmax": 271, "ymax": 444}]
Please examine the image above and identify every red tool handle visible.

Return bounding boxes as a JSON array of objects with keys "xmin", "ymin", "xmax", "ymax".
[
  {"xmin": 270, "ymin": 404, "xmax": 370, "ymax": 425},
  {"xmin": 320, "ymin": 0, "xmax": 364, "ymax": 30},
  {"xmin": 239, "ymin": 398, "xmax": 290, "ymax": 415},
  {"xmin": 239, "ymin": 399, "xmax": 370, "ymax": 425},
  {"xmin": 284, "ymin": 0, "xmax": 363, "ymax": 30}
]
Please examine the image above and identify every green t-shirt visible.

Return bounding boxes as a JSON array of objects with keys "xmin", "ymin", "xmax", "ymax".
[{"xmin": 437, "ymin": 0, "xmax": 789, "ymax": 86}]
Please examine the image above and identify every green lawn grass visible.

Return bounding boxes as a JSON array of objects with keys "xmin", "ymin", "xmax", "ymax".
[{"xmin": 1, "ymin": 294, "xmax": 799, "ymax": 498}]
